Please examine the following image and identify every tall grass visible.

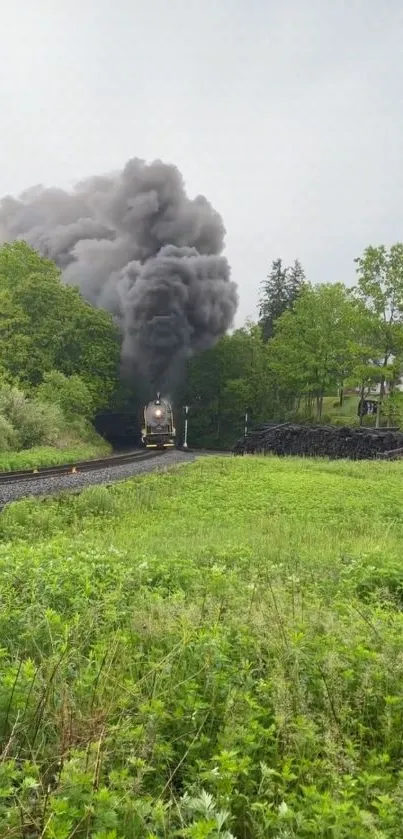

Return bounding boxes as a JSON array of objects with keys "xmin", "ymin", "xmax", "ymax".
[
  {"xmin": 0, "ymin": 439, "xmax": 111, "ymax": 471},
  {"xmin": 0, "ymin": 456, "xmax": 402, "ymax": 836}
]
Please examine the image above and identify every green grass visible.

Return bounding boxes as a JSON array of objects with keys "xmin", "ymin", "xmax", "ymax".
[
  {"xmin": 293, "ymin": 395, "xmax": 363, "ymax": 427},
  {"xmin": 0, "ymin": 438, "xmax": 112, "ymax": 471},
  {"xmin": 323, "ymin": 394, "xmax": 360, "ymax": 417},
  {"xmin": 1, "ymin": 456, "xmax": 403, "ymax": 837}
]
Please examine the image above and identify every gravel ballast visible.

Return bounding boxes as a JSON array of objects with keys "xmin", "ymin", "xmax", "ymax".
[{"xmin": 0, "ymin": 449, "xmax": 197, "ymax": 507}]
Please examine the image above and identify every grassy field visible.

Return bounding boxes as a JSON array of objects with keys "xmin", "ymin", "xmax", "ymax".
[
  {"xmin": 0, "ymin": 439, "xmax": 112, "ymax": 472},
  {"xmin": 1, "ymin": 456, "xmax": 403, "ymax": 837},
  {"xmin": 322, "ymin": 394, "xmax": 360, "ymax": 420}
]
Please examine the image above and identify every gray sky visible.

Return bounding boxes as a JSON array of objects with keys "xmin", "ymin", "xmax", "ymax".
[{"xmin": 1, "ymin": 0, "xmax": 403, "ymax": 325}]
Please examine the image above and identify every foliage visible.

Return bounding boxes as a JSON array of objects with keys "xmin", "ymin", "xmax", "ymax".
[
  {"xmin": 354, "ymin": 244, "xmax": 403, "ymax": 398},
  {"xmin": 183, "ymin": 244, "xmax": 403, "ymax": 443},
  {"xmin": 0, "ymin": 439, "xmax": 111, "ymax": 472},
  {"xmin": 181, "ymin": 244, "xmax": 403, "ymax": 443},
  {"xmin": 0, "ymin": 379, "xmax": 106, "ymax": 456},
  {"xmin": 0, "ymin": 415, "xmax": 19, "ymax": 451},
  {"xmin": 0, "ymin": 384, "xmax": 66, "ymax": 448},
  {"xmin": 288, "ymin": 257, "xmax": 306, "ymax": 298},
  {"xmin": 0, "ymin": 242, "xmax": 120, "ymax": 410},
  {"xmin": 36, "ymin": 370, "xmax": 95, "ymax": 420},
  {"xmin": 0, "ymin": 457, "xmax": 403, "ymax": 835},
  {"xmin": 183, "ymin": 323, "xmax": 277, "ymax": 447},
  {"xmin": 380, "ymin": 392, "xmax": 403, "ymax": 427},
  {"xmin": 268, "ymin": 283, "xmax": 363, "ymax": 416},
  {"xmin": 258, "ymin": 257, "xmax": 306, "ymax": 341}
]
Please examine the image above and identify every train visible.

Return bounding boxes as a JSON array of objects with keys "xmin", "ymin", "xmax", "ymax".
[{"xmin": 141, "ymin": 393, "xmax": 176, "ymax": 449}]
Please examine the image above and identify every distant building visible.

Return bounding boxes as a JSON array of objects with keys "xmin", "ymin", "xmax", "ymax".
[{"xmin": 344, "ymin": 371, "xmax": 403, "ymax": 398}]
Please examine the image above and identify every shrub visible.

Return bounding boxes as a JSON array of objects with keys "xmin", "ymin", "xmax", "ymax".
[
  {"xmin": 0, "ymin": 415, "xmax": 18, "ymax": 451},
  {"xmin": 36, "ymin": 370, "xmax": 94, "ymax": 420},
  {"xmin": 381, "ymin": 393, "xmax": 403, "ymax": 428},
  {"xmin": 75, "ymin": 485, "xmax": 117, "ymax": 516},
  {"xmin": 332, "ymin": 415, "xmax": 359, "ymax": 427},
  {"xmin": 18, "ymin": 400, "xmax": 65, "ymax": 447},
  {"xmin": 1, "ymin": 458, "xmax": 403, "ymax": 834},
  {"xmin": 0, "ymin": 384, "xmax": 65, "ymax": 448}
]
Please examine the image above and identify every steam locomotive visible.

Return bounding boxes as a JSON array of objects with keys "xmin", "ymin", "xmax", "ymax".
[{"xmin": 141, "ymin": 393, "xmax": 176, "ymax": 449}]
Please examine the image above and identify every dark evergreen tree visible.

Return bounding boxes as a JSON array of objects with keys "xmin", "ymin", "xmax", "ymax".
[
  {"xmin": 259, "ymin": 257, "xmax": 307, "ymax": 341},
  {"xmin": 288, "ymin": 258, "xmax": 306, "ymax": 300},
  {"xmin": 258, "ymin": 258, "xmax": 290, "ymax": 341}
]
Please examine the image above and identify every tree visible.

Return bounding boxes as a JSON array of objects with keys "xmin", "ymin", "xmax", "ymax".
[
  {"xmin": 353, "ymin": 244, "xmax": 403, "ymax": 407},
  {"xmin": 0, "ymin": 288, "xmax": 31, "ymax": 381},
  {"xmin": 54, "ymin": 301, "xmax": 121, "ymax": 410},
  {"xmin": 259, "ymin": 259, "xmax": 289, "ymax": 341},
  {"xmin": 381, "ymin": 391, "xmax": 403, "ymax": 427},
  {"xmin": 182, "ymin": 324, "xmax": 275, "ymax": 447},
  {"xmin": 268, "ymin": 283, "xmax": 362, "ymax": 418},
  {"xmin": 36, "ymin": 371, "xmax": 94, "ymax": 421},
  {"xmin": 259, "ymin": 257, "xmax": 306, "ymax": 341},
  {"xmin": 0, "ymin": 383, "xmax": 65, "ymax": 449},
  {"xmin": 288, "ymin": 258, "xmax": 306, "ymax": 300},
  {"xmin": 0, "ymin": 242, "xmax": 121, "ymax": 409}
]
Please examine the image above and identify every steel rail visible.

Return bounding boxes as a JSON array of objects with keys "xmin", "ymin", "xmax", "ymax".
[{"xmin": 0, "ymin": 448, "xmax": 167, "ymax": 484}]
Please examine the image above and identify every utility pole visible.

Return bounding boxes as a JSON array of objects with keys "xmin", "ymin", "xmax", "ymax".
[
  {"xmin": 183, "ymin": 405, "xmax": 189, "ymax": 449},
  {"xmin": 376, "ymin": 397, "xmax": 381, "ymax": 428}
]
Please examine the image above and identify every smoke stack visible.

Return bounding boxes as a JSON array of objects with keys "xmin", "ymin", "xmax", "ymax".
[{"xmin": 0, "ymin": 156, "xmax": 238, "ymax": 391}]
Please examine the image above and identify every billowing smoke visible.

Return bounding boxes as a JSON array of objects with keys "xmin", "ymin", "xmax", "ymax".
[{"xmin": 0, "ymin": 157, "xmax": 238, "ymax": 392}]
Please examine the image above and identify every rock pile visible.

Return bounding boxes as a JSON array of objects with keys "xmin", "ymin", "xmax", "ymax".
[{"xmin": 232, "ymin": 423, "xmax": 403, "ymax": 460}]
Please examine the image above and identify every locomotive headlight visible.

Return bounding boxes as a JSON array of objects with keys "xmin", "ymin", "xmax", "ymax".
[{"xmin": 155, "ymin": 409, "xmax": 162, "ymax": 418}]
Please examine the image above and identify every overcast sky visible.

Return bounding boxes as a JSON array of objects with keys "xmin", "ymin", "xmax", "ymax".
[{"xmin": 1, "ymin": 0, "xmax": 403, "ymax": 325}]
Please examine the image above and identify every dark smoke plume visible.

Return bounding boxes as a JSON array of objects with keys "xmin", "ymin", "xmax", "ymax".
[{"xmin": 0, "ymin": 157, "xmax": 238, "ymax": 391}]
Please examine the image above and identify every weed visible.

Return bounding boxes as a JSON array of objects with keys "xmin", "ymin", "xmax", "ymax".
[
  {"xmin": 0, "ymin": 439, "xmax": 111, "ymax": 472},
  {"xmin": 0, "ymin": 456, "xmax": 402, "ymax": 836}
]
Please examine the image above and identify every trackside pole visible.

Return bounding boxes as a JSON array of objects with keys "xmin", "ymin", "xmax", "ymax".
[
  {"xmin": 244, "ymin": 411, "xmax": 248, "ymax": 438},
  {"xmin": 183, "ymin": 405, "xmax": 189, "ymax": 448}
]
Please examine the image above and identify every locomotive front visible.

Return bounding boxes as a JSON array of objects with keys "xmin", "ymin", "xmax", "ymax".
[{"xmin": 141, "ymin": 393, "xmax": 176, "ymax": 449}]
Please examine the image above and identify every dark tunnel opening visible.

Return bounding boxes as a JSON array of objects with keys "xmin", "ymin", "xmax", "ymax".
[{"xmin": 94, "ymin": 411, "xmax": 143, "ymax": 451}]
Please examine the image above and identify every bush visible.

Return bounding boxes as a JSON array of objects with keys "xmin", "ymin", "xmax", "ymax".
[
  {"xmin": 0, "ymin": 415, "xmax": 18, "ymax": 452},
  {"xmin": 36, "ymin": 370, "xmax": 94, "ymax": 420},
  {"xmin": 361, "ymin": 414, "xmax": 377, "ymax": 427},
  {"xmin": 381, "ymin": 393, "xmax": 403, "ymax": 428},
  {"xmin": 0, "ymin": 384, "xmax": 65, "ymax": 449},
  {"xmin": 332, "ymin": 415, "xmax": 359, "ymax": 427},
  {"xmin": 1, "ymin": 458, "xmax": 403, "ymax": 834},
  {"xmin": 18, "ymin": 400, "xmax": 65, "ymax": 448}
]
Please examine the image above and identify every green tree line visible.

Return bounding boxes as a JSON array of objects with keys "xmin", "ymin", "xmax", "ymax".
[
  {"xmin": 0, "ymin": 242, "xmax": 120, "ymax": 403},
  {"xmin": 2, "ymin": 239, "xmax": 403, "ymax": 452},
  {"xmin": 181, "ymin": 245, "xmax": 403, "ymax": 447},
  {"xmin": 0, "ymin": 242, "xmax": 120, "ymax": 453}
]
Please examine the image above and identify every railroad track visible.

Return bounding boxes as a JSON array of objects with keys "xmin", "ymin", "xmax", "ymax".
[
  {"xmin": 0, "ymin": 445, "xmax": 232, "ymax": 488},
  {"xmin": 0, "ymin": 448, "xmax": 165, "ymax": 485}
]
